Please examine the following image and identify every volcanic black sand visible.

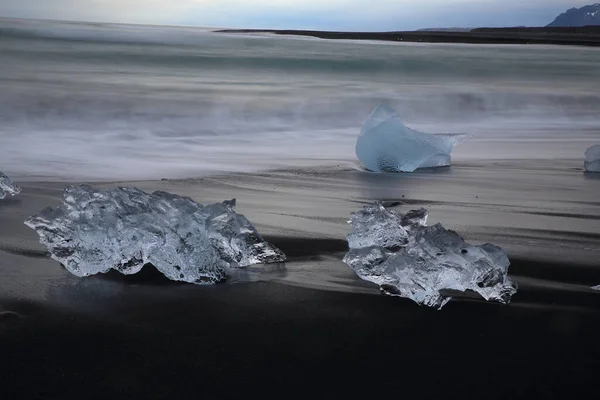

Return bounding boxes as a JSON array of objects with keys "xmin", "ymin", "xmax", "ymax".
[
  {"xmin": 216, "ymin": 26, "xmax": 600, "ymax": 46},
  {"xmin": 1, "ymin": 162, "xmax": 600, "ymax": 398}
]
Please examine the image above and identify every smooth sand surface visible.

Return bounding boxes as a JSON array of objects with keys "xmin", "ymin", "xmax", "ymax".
[{"xmin": 1, "ymin": 161, "xmax": 600, "ymax": 398}]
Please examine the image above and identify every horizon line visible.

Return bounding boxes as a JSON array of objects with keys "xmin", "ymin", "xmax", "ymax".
[{"xmin": 0, "ymin": 15, "xmax": 548, "ymax": 33}]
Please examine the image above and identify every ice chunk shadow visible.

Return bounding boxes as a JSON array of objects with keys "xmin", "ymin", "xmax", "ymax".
[
  {"xmin": 358, "ymin": 164, "xmax": 453, "ymax": 175},
  {"xmin": 261, "ymin": 236, "xmax": 349, "ymax": 260},
  {"xmin": 583, "ymin": 171, "xmax": 600, "ymax": 180},
  {"xmin": 0, "ymin": 246, "xmax": 49, "ymax": 259},
  {"xmin": 99, "ymin": 263, "xmax": 193, "ymax": 286}
]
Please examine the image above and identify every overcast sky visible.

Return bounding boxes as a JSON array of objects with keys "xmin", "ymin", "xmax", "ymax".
[{"xmin": 0, "ymin": 0, "xmax": 593, "ymax": 30}]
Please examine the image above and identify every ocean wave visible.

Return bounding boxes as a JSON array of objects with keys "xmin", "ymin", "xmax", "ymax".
[
  {"xmin": 2, "ymin": 19, "xmax": 600, "ymax": 80},
  {"xmin": 0, "ymin": 83, "xmax": 598, "ymax": 128},
  {"xmin": 1, "ymin": 19, "xmax": 600, "ymax": 179}
]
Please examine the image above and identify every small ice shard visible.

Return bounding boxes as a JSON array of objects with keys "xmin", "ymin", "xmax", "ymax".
[
  {"xmin": 400, "ymin": 208, "xmax": 428, "ymax": 231},
  {"xmin": 592, "ymin": 285, "xmax": 600, "ymax": 291},
  {"xmin": 24, "ymin": 185, "xmax": 285, "ymax": 284},
  {"xmin": 343, "ymin": 202, "xmax": 517, "ymax": 309},
  {"xmin": 584, "ymin": 145, "xmax": 600, "ymax": 172},
  {"xmin": 347, "ymin": 203, "xmax": 410, "ymax": 249},
  {"xmin": 0, "ymin": 171, "xmax": 21, "ymax": 199},
  {"xmin": 204, "ymin": 199, "xmax": 286, "ymax": 266},
  {"xmin": 356, "ymin": 105, "xmax": 468, "ymax": 172}
]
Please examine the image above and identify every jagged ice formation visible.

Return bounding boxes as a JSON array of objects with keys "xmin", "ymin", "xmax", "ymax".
[{"xmin": 24, "ymin": 185, "xmax": 285, "ymax": 284}]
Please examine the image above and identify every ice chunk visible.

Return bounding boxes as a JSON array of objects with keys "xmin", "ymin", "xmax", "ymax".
[
  {"xmin": 592, "ymin": 285, "xmax": 600, "ymax": 291},
  {"xmin": 343, "ymin": 202, "xmax": 517, "ymax": 309},
  {"xmin": 0, "ymin": 171, "xmax": 21, "ymax": 199},
  {"xmin": 400, "ymin": 208, "xmax": 428, "ymax": 231},
  {"xmin": 356, "ymin": 105, "xmax": 468, "ymax": 172},
  {"xmin": 584, "ymin": 145, "xmax": 600, "ymax": 172},
  {"xmin": 204, "ymin": 199, "xmax": 286, "ymax": 266},
  {"xmin": 347, "ymin": 203, "xmax": 410, "ymax": 249},
  {"xmin": 24, "ymin": 185, "xmax": 285, "ymax": 284}
]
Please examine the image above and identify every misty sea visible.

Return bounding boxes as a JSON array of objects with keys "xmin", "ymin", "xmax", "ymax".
[{"xmin": 1, "ymin": 18, "xmax": 599, "ymax": 180}]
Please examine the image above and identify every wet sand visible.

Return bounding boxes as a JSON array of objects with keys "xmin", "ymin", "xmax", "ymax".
[{"xmin": 1, "ymin": 161, "xmax": 600, "ymax": 398}]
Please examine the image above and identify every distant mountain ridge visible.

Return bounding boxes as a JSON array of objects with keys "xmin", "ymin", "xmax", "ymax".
[{"xmin": 547, "ymin": 3, "xmax": 600, "ymax": 27}]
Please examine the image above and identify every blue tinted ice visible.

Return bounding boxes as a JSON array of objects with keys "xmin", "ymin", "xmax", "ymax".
[
  {"xmin": 24, "ymin": 185, "xmax": 285, "ymax": 283},
  {"xmin": 585, "ymin": 145, "xmax": 600, "ymax": 172},
  {"xmin": 343, "ymin": 202, "xmax": 517, "ymax": 309},
  {"xmin": 0, "ymin": 171, "xmax": 20, "ymax": 199},
  {"xmin": 356, "ymin": 105, "xmax": 468, "ymax": 172}
]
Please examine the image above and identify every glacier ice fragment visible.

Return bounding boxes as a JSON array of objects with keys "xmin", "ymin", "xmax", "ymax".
[
  {"xmin": 0, "ymin": 171, "xmax": 21, "ymax": 199},
  {"xmin": 356, "ymin": 105, "xmax": 468, "ymax": 172},
  {"xmin": 204, "ymin": 199, "xmax": 286, "ymax": 266},
  {"xmin": 343, "ymin": 202, "xmax": 517, "ymax": 309},
  {"xmin": 24, "ymin": 185, "xmax": 285, "ymax": 284},
  {"xmin": 584, "ymin": 145, "xmax": 600, "ymax": 172},
  {"xmin": 346, "ymin": 203, "xmax": 410, "ymax": 250}
]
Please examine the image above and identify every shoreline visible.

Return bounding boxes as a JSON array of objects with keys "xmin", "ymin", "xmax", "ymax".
[
  {"xmin": 3, "ymin": 163, "xmax": 600, "ymax": 291},
  {"xmin": 2, "ymin": 164, "xmax": 600, "ymax": 397},
  {"xmin": 215, "ymin": 26, "xmax": 600, "ymax": 47}
]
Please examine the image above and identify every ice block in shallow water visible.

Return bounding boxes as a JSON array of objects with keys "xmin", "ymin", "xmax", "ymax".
[
  {"xmin": 0, "ymin": 171, "xmax": 21, "ymax": 199},
  {"xmin": 584, "ymin": 145, "xmax": 600, "ymax": 172},
  {"xmin": 356, "ymin": 105, "xmax": 468, "ymax": 172},
  {"xmin": 343, "ymin": 202, "xmax": 517, "ymax": 309},
  {"xmin": 24, "ymin": 185, "xmax": 285, "ymax": 284}
]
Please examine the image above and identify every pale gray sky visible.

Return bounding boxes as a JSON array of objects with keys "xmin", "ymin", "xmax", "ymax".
[{"xmin": 0, "ymin": 0, "xmax": 593, "ymax": 30}]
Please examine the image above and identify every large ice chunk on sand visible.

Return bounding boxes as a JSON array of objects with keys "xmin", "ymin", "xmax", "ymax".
[
  {"xmin": 356, "ymin": 105, "xmax": 468, "ymax": 172},
  {"xmin": 343, "ymin": 202, "xmax": 517, "ymax": 309},
  {"xmin": 24, "ymin": 185, "xmax": 285, "ymax": 284},
  {"xmin": 0, "ymin": 171, "xmax": 21, "ymax": 199},
  {"xmin": 585, "ymin": 145, "xmax": 600, "ymax": 172}
]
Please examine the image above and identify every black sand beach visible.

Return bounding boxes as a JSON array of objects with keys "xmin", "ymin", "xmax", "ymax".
[{"xmin": 1, "ymin": 161, "xmax": 600, "ymax": 398}]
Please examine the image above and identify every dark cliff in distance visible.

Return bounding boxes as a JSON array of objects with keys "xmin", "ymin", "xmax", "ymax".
[
  {"xmin": 217, "ymin": 26, "xmax": 600, "ymax": 47},
  {"xmin": 547, "ymin": 3, "xmax": 600, "ymax": 27},
  {"xmin": 217, "ymin": 4, "xmax": 600, "ymax": 47}
]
